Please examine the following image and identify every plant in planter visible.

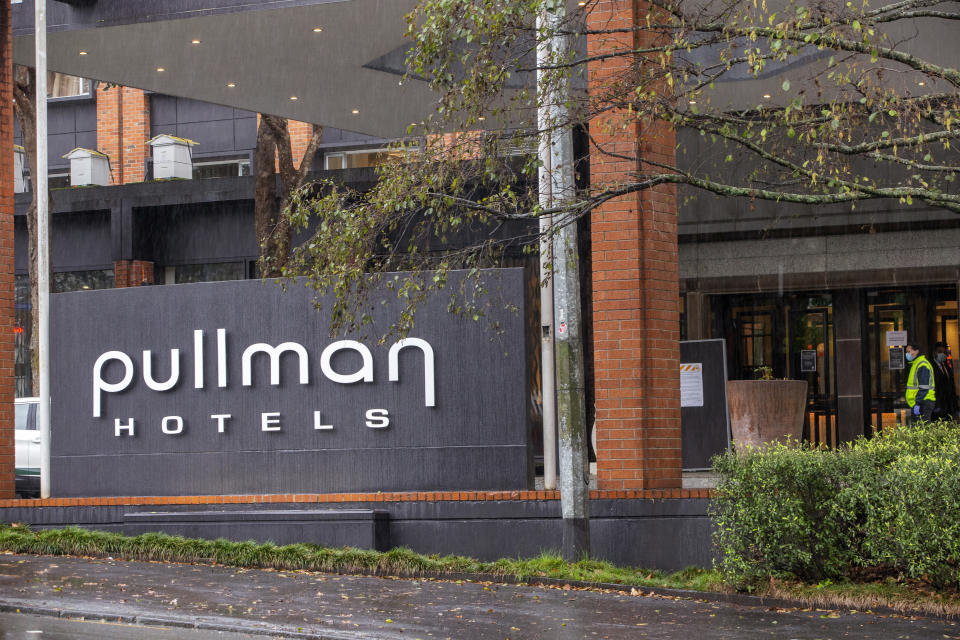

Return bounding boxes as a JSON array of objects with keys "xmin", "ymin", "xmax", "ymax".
[{"xmin": 726, "ymin": 366, "xmax": 808, "ymax": 451}]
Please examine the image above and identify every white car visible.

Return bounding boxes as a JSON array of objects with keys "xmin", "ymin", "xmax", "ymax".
[{"xmin": 15, "ymin": 397, "xmax": 40, "ymax": 498}]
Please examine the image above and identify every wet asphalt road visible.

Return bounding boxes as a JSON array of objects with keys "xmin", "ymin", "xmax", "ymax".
[
  {"xmin": 0, "ymin": 554, "xmax": 957, "ymax": 639},
  {"xmin": 0, "ymin": 611, "xmax": 262, "ymax": 639}
]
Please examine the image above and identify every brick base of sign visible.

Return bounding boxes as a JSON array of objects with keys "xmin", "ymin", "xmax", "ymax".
[{"xmin": 0, "ymin": 493, "xmax": 715, "ymax": 571}]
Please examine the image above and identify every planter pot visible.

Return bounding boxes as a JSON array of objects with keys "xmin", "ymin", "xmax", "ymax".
[{"xmin": 726, "ymin": 380, "xmax": 808, "ymax": 450}]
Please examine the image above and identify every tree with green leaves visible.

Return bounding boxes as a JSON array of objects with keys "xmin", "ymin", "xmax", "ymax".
[{"xmin": 280, "ymin": 0, "xmax": 960, "ymax": 336}]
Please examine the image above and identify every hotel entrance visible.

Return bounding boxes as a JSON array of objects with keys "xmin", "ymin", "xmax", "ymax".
[
  {"xmin": 714, "ymin": 293, "xmax": 839, "ymax": 447},
  {"xmin": 865, "ymin": 286, "xmax": 959, "ymax": 432}
]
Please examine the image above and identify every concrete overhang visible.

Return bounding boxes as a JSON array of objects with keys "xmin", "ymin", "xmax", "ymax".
[{"xmin": 12, "ymin": 0, "xmax": 434, "ymax": 138}]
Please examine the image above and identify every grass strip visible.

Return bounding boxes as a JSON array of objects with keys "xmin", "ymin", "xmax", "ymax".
[
  {"xmin": 0, "ymin": 523, "xmax": 720, "ymax": 591},
  {"xmin": 3, "ymin": 523, "xmax": 960, "ymax": 616}
]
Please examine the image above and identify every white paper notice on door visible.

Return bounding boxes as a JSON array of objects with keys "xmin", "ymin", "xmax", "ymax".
[{"xmin": 680, "ymin": 363, "xmax": 704, "ymax": 408}]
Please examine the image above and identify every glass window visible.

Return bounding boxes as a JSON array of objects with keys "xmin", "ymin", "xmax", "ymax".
[
  {"xmin": 324, "ymin": 148, "xmax": 410, "ymax": 170},
  {"xmin": 53, "ymin": 270, "xmax": 115, "ymax": 293},
  {"xmin": 15, "ymin": 402, "xmax": 31, "ymax": 431},
  {"xmin": 192, "ymin": 159, "xmax": 250, "ymax": 180},
  {"xmin": 48, "ymin": 173, "xmax": 70, "ymax": 189},
  {"xmin": 174, "ymin": 262, "xmax": 245, "ymax": 284},
  {"xmin": 47, "ymin": 73, "xmax": 89, "ymax": 99}
]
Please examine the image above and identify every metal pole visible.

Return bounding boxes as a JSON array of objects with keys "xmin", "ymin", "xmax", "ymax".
[
  {"xmin": 541, "ymin": 0, "xmax": 590, "ymax": 561},
  {"xmin": 36, "ymin": 0, "xmax": 51, "ymax": 499},
  {"xmin": 537, "ymin": 10, "xmax": 557, "ymax": 492}
]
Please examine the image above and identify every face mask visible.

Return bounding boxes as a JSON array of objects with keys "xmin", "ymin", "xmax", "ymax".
[
  {"xmin": 905, "ymin": 352, "xmax": 916, "ymax": 362},
  {"xmin": 936, "ymin": 353, "xmax": 948, "ymax": 363}
]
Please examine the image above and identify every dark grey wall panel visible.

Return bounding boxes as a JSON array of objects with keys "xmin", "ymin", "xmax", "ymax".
[
  {"xmin": 52, "ymin": 212, "xmax": 113, "ymax": 270},
  {"xmin": 176, "ymin": 120, "xmax": 237, "ymax": 155},
  {"xmin": 16, "ymin": 212, "xmax": 112, "ymax": 273},
  {"xmin": 50, "ymin": 272, "xmax": 530, "ymax": 496},
  {"xmin": 150, "ymin": 94, "xmax": 254, "ymax": 160},
  {"xmin": 136, "ymin": 202, "xmax": 256, "ymax": 263},
  {"xmin": 45, "ymin": 100, "xmax": 97, "ymax": 170},
  {"xmin": 234, "ymin": 117, "xmax": 257, "ymax": 150}
]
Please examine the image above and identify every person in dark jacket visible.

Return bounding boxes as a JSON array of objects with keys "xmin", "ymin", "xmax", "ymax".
[
  {"xmin": 905, "ymin": 342, "xmax": 936, "ymax": 424},
  {"xmin": 932, "ymin": 341, "xmax": 958, "ymax": 421}
]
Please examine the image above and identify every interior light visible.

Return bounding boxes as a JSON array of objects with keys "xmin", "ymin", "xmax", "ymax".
[
  {"xmin": 313, "ymin": 27, "xmax": 323, "ymax": 32},
  {"xmin": 352, "ymin": 109, "xmax": 360, "ymax": 114},
  {"xmin": 191, "ymin": 39, "xmax": 201, "ymax": 45},
  {"xmin": 157, "ymin": 67, "xmax": 166, "ymax": 72},
  {"xmin": 226, "ymin": 82, "xmax": 237, "ymax": 88},
  {"xmin": 79, "ymin": 50, "xmax": 88, "ymax": 56},
  {"xmin": 290, "ymin": 96, "xmax": 299, "ymax": 101}
]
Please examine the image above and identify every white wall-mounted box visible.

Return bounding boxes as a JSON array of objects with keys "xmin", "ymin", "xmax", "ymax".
[
  {"xmin": 148, "ymin": 134, "xmax": 197, "ymax": 180},
  {"xmin": 62, "ymin": 148, "xmax": 111, "ymax": 187},
  {"xmin": 14, "ymin": 145, "xmax": 26, "ymax": 193}
]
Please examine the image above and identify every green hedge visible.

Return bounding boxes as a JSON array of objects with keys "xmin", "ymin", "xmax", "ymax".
[{"xmin": 711, "ymin": 420, "xmax": 960, "ymax": 589}]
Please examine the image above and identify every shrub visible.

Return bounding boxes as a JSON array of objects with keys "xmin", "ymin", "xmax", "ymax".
[{"xmin": 711, "ymin": 421, "xmax": 960, "ymax": 590}]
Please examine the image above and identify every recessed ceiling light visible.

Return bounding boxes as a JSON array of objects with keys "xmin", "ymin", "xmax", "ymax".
[
  {"xmin": 762, "ymin": 93, "xmax": 771, "ymax": 99},
  {"xmin": 226, "ymin": 82, "xmax": 237, "ymax": 88},
  {"xmin": 578, "ymin": 1, "xmax": 586, "ymax": 5},
  {"xmin": 478, "ymin": 116, "xmax": 486, "ymax": 121},
  {"xmin": 918, "ymin": 81, "xmax": 926, "ymax": 86},
  {"xmin": 313, "ymin": 27, "xmax": 323, "ymax": 32},
  {"xmin": 191, "ymin": 39, "xmax": 201, "ymax": 44},
  {"xmin": 79, "ymin": 50, "xmax": 88, "ymax": 56},
  {"xmin": 352, "ymin": 109, "xmax": 360, "ymax": 114},
  {"xmin": 156, "ymin": 67, "xmax": 165, "ymax": 72},
  {"xmin": 688, "ymin": 100, "xmax": 697, "ymax": 105},
  {"xmin": 290, "ymin": 96, "xmax": 299, "ymax": 101}
]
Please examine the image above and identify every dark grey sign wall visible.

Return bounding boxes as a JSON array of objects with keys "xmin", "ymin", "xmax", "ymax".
[{"xmin": 51, "ymin": 270, "xmax": 529, "ymax": 497}]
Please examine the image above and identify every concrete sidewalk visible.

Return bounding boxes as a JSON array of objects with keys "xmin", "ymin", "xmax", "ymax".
[{"xmin": 0, "ymin": 553, "xmax": 957, "ymax": 639}]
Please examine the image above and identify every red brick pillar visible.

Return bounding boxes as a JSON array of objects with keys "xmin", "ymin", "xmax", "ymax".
[
  {"xmin": 0, "ymin": 2, "xmax": 15, "ymax": 498},
  {"xmin": 588, "ymin": 0, "xmax": 681, "ymax": 490},
  {"xmin": 113, "ymin": 260, "xmax": 154, "ymax": 287},
  {"xmin": 97, "ymin": 85, "xmax": 150, "ymax": 184}
]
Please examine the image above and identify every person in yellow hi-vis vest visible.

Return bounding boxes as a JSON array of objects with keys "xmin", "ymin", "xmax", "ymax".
[{"xmin": 905, "ymin": 342, "xmax": 936, "ymax": 424}]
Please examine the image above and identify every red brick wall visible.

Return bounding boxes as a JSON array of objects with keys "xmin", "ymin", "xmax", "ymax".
[
  {"xmin": 0, "ymin": 3, "xmax": 14, "ymax": 498},
  {"xmin": 97, "ymin": 85, "xmax": 150, "ymax": 184},
  {"xmin": 288, "ymin": 120, "xmax": 314, "ymax": 169},
  {"xmin": 113, "ymin": 260, "xmax": 154, "ymax": 288},
  {"xmin": 588, "ymin": 0, "xmax": 681, "ymax": 490}
]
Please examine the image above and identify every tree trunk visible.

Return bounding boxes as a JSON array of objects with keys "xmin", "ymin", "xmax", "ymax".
[
  {"xmin": 254, "ymin": 115, "xmax": 323, "ymax": 278},
  {"xmin": 12, "ymin": 65, "xmax": 50, "ymax": 398}
]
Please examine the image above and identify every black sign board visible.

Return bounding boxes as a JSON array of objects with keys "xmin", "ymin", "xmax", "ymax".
[
  {"xmin": 680, "ymin": 339, "xmax": 730, "ymax": 470},
  {"xmin": 800, "ymin": 350, "xmax": 817, "ymax": 373},
  {"xmin": 50, "ymin": 270, "xmax": 530, "ymax": 497},
  {"xmin": 889, "ymin": 346, "xmax": 905, "ymax": 371}
]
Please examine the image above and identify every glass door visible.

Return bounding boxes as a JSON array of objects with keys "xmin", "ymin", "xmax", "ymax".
[
  {"xmin": 789, "ymin": 305, "xmax": 837, "ymax": 447},
  {"xmin": 867, "ymin": 302, "xmax": 913, "ymax": 431}
]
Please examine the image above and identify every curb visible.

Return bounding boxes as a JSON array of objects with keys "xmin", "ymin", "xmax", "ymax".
[{"xmin": 0, "ymin": 599, "xmax": 342, "ymax": 639}]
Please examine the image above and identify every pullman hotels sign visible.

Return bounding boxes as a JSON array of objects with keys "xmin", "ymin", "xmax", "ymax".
[{"xmin": 51, "ymin": 270, "xmax": 530, "ymax": 497}]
